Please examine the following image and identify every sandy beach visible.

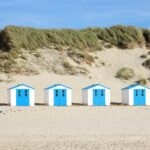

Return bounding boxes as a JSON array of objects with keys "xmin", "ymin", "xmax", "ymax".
[{"xmin": 0, "ymin": 106, "xmax": 150, "ymax": 150}]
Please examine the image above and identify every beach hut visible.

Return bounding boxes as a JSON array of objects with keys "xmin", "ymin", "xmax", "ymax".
[
  {"xmin": 8, "ymin": 84, "xmax": 35, "ymax": 106},
  {"xmin": 44, "ymin": 84, "xmax": 72, "ymax": 106},
  {"xmin": 82, "ymin": 84, "xmax": 110, "ymax": 106},
  {"xmin": 121, "ymin": 84, "xmax": 150, "ymax": 106}
]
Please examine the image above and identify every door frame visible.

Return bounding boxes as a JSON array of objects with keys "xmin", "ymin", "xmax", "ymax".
[
  {"xmin": 54, "ymin": 89, "xmax": 67, "ymax": 106},
  {"xmin": 93, "ymin": 89, "xmax": 106, "ymax": 106},
  {"xmin": 133, "ymin": 89, "xmax": 146, "ymax": 106},
  {"xmin": 16, "ymin": 89, "xmax": 30, "ymax": 106}
]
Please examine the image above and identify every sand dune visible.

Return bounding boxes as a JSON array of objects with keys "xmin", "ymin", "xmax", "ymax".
[{"xmin": 0, "ymin": 47, "xmax": 149, "ymax": 104}]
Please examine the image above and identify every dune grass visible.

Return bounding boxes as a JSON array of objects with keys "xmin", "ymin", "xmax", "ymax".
[
  {"xmin": 0, "ymin": 26, "xmax": 101, "ymax": 51},
  {"xmin": 142, "ymin": 29, "xmax": 150, "ymax": 49},
  {"xmin": 87, "ymin": 25, "xmax": 145, "ymax": 49},
  {"xmin": 136, "ymin": 78, "xmax": 147, "ymax": 85},
  {"xmin": 0, "ymin": 25, "xmax": 150, "ymax": 52},
  {"xmin": 142, "ymin": 58, "xmax": 150, "ymax": 69},
  {"xmin": 116, "ymin": 67, "xmax": 135, "ymax": 80}
]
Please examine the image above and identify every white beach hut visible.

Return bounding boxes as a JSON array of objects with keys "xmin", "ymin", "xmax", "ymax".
[
  {"xmin": 82, "ymin": 84, "xmax": 110, "ymax": 106},
  {"xmin": 8, "ymin": 84, "xmax": 35, "ymax": 106},
  {"xmin": 44, "ymin": 84, "xmax": 72, "ymax": 106},
  {"xmin": 121, "ymin": 84, "xmax": 150, "ymax": 106}
]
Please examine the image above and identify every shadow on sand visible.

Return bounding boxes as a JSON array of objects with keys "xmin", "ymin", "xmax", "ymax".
[
  {"xmin": 0, "ymin": 103, "xmax": 9, "ymax": 106},
  {"xmin": 35, "ymin": 103, "xmax": 47, "ymax": 106},
  {"xmin": 111, "ymin": 102, "xmax": 126, "ymax": 106}
]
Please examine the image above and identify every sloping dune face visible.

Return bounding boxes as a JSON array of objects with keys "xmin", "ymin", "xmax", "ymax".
[{"xmin": 0, "ymin": 47, "xmax": 149, "ymax": 103}]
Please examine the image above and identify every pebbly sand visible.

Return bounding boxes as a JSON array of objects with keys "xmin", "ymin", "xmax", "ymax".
[{"xmin": 0, "ymin": 106, "xmax": 150, "ymax": 150}]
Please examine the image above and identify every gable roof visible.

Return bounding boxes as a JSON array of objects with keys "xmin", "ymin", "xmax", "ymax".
[
  {"xmin": 44, "ymin": 84, "xmax": 71, "ymax": 90},
  {"xmin": 82, "ymin": 84, "xmax": 110, "ymax": 90},
  {"xmin": 121, "ymin": 84, "xmax": 150, "ymax": 90},
  {"xmin": 8, "ymin": 84, "xmax": 35, "ymax": 90}
]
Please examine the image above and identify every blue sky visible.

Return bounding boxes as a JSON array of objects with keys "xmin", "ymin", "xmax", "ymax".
[{"xmin": 0, "ymin": 0, "xmax": 150, "ymax": 29}]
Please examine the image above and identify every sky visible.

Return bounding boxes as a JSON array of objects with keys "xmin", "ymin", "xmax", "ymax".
[{"xmin": 0, "ymin": 0, "xmax": 150, "ymax": 29}]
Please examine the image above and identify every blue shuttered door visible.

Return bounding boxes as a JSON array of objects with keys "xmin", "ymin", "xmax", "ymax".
[
  {"xmin": 140, "ymin": 89, "xmax": 146, "ymax": 106},
  {"xmin": 134, "ymin": 89, "xmax": 140, "ymax": 106},
  {"xmin": 61, "ymin": 89, "xmax": 67, "ymax": 106},
  {"xmin": 54, "ymin": 89, "xmax": 60, "ymax": 106},
  {"xmin": 54, "ymin": 89, "xmax": 67, "ymax": 106},
  {"xmin": 134, "ymin": 89, "xmax": 146, "ymax": 106},
  {"xmin": 16, "ymin": 89, "xmax": 29, "ymax": 106},
  {"xmin": 93, "ymin": 89, "xmax": 105, "ymax": 106}
]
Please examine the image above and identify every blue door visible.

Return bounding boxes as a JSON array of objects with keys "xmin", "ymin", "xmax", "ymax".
[
  {"xmin": 140, "ymin": 89, "xmax": 146, "ymax": 106},
  {"xmin": 54, "ymin": 89, "xmax": 67, "ymax": 106},
  {"xmin": 54, "ymin": 89, "xmax": 60, "ymax": 106},
  {"xmin": 93, "ymin": 89, "xmax": 105, "ymax": 106},
  {"xmin": 61, "ymin": 89, "xmax": 67, "ymax": 106},
  {"xmin": 16, "ymin": 89, "xmax": 29, "ymax": 106},
  {"xmin": 134, "ymin": 89, "xmax": 146, "ymax": 106}
]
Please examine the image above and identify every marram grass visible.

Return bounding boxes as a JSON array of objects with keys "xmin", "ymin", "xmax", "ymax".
[{"xmin": 0, "ymin": 25, "xmax": 150, "ymax": 52}]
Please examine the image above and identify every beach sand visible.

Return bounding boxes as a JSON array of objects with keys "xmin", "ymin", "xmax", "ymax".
[{"xmin": 0, "ymin": 106, "xmax": 150, "ymax": 149}]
